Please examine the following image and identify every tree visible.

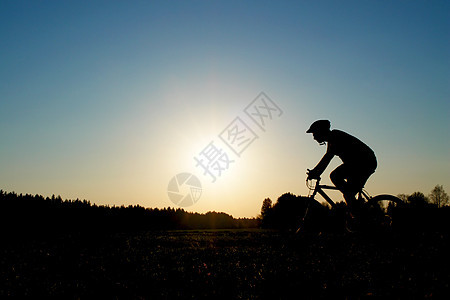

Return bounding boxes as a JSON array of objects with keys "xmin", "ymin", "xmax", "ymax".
[
  {"xmin": 407, "ymin": 192, "xmax": 429, "ymax": 208},
  {"xmin": 260, "ymin": 198, "xmax": 272, "ymax": 218},
  {"xmin": 429, "ymin": 185, "xmax": 449, "ymax": 208},
  {"xmin": 260, "ymin": 198, "xmax": 273, "ymax": 227},
  {"xmin": 397, "ymin": 194, "xmax": 409, "ymax": 203}
]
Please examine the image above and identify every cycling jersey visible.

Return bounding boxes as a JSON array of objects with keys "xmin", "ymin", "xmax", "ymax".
[{"xmin": 327, "ymin": 130, "xmax": 377, "ymax": 170}]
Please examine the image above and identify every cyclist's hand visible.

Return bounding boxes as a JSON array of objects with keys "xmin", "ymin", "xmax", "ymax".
[{"xmin": 307, "ymin": 169, "xmax": 320, "ymax": 180}]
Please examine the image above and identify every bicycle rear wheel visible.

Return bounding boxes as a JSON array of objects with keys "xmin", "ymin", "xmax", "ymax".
[
  {"xmin": 366, "ymin": 194, "xmax": 403, "ymax": 230},
  {"xmin": 369, "ymin": 194, "xmax": 403, "ymax": 209}
]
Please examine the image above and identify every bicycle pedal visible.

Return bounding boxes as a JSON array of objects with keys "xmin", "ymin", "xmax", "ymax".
[{"xmin": 345, "ymin": 216, "xmax": 361, "ymax": 233}]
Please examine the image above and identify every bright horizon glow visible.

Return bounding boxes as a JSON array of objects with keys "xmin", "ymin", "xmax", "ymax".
[{"xmin": 1, "ymin": 1, "xmax": 449, "ymax": 218}]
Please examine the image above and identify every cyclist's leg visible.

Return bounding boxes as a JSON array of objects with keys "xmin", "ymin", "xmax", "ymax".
[
  {"xmin": 346, "ymin": 174, "xmax": 368, "ymax": 209},
  {"xmin": 347, "ymin": 165, "xmax": 377, "ymax": 209},
  {"xmin": 330, "ymin": 164, "xmax": 347, "ymax": 191},
  {"xmin": 330, "ymin": 165, "xmax": 361, "ymax": 231},
  {"xmin": 331, "ymin": 164, "xmax": 376, "ymax": 232},
  {"xmin": 331, "ymin": 164, "xmax": 369, "ymax": 210},
  {"xmin": 330, "ymin": 165, "xmax": 357, "ymax": 206}
]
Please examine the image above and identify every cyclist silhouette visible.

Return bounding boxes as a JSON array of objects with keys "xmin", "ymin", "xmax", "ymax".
[{"xmin": 306, "ymin": 120, "xmax": 377, "ymax": 210}]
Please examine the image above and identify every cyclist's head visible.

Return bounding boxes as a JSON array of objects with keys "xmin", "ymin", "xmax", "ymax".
[
  {"xmin": 307, "ymin": 120, "xmax": 331, "ymax": 144},
  {"xmin": 307, "ymin": 120, "xmax": 331, "ymax": 134}
]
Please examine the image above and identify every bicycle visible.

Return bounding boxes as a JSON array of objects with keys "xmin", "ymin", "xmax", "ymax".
[{"xmin": 296, "ymin": 172, "xmax": 404, "ymax": 233}]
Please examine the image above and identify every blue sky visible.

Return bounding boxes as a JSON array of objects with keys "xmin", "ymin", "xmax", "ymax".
[{"xmin": 1, "ymin": 1, "xmax": 449, "ymax": 217}]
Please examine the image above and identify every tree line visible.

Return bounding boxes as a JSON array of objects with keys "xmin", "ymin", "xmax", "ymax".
[
  {"xmin": 0, "ymin": 190, "xmax": 259, "ymax": 236},
  {"xmin": 2, "ymin": 183, "xmax": 447, "ymax": 235}
]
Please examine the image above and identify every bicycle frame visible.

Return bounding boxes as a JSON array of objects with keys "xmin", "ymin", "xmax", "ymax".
[
  {"xmin": 309, "ymin": 178, "xmax": 371, "ymax": 208},
  {"xmin": 310, "ymin": 181, "xmax": 339, "ymax": 208}
]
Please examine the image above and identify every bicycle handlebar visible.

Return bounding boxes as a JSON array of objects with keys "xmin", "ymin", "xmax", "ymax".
[
  {"xmin": 306, "ymin": 169, "xmax": 321, "ymax": 181},
  {"xmin": 306, "ymin": 170, "xmax": 321, "ymax": 191}
]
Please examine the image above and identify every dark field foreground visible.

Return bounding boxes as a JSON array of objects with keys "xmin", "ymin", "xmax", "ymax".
[{"xmin": 1, "ymin": 229, "xmax": 449, "ymax": 299}]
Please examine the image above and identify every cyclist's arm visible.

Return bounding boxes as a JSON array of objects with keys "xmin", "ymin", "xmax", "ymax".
[{"xmin": 310, "ymin": 152, "xmax": 333, "ymax": 177}]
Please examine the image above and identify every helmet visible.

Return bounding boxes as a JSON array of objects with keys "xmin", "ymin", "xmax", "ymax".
[{"xmin": 306, "ymin": 120, "xmax": 331, "ymax": 133}]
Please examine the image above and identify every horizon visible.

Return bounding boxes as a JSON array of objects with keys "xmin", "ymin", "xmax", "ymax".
[
  {"xmin": 0, "ymin": 183, "xmax": 445, "ymax": 220},
  {"xmin": 1, "ymin": 1, "xmax": 449, "ymax": 218}
]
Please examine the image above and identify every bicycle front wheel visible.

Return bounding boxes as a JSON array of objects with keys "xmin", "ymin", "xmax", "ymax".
[{"xmin": 295, "ymin": 197, "xmax": 327, "ymax": 234}]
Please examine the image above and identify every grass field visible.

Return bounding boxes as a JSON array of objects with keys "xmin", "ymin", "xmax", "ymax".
[{"xmin": 1, "ymin": 229, "xmax": 449, "ymax": 299}]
